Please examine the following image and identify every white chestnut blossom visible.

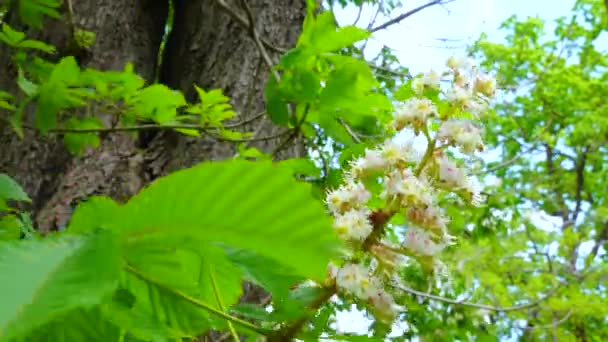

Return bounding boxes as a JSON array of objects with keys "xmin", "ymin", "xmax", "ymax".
[
  {"xmin": 333, "ymin": 208, "xmax": 373, "ymax": 241},
  {"xmin": 412, "ymin": 70, "xmax": 441, "ymax": 94},
  {"xmin": 474, "ymin": 73, "xmax": 496, "ymax": 97},
  {"xmin": 445, "ymin": 86, "xmax": 473, "ymax": 109},
  {"xmin": 383, "ymin": 169, "xmax": 434, "ymax": 208},
  {"xmin": 438, "ymin": 157, "xmax": 483, "ymax": 206},
  {"xmin": 438, "ymin": 157, "xmax": 468, "ymax": 188},
  {"xmin": 336, "ymin": 263, "xmax": 381, "ymax": 299},
  {"xmin": 367, "ymin": 290, "xmax": 402, "ymax": 323},
  {"xmin": 392, "ymin": 98, "xmax": 437, "ymax": 132},
  {"xmin": 407, "ymin": 206, "xmax": 450, "ymax": 234},
  {"xmin": 322, "ymin": 57, "xmax": 495, "ymax": 328},
  {"xmin": 402, "ymin": 227, "xmax": 451, "ymax": 256},
  {"xmin": 437, "ymin": 120, "xmax": 484, "ymax": 155},
  {"xmin": 350, "ymin": 148, "xmax": 386, "ymax": 178},
  {"xmin": 380, "ymin": 140, "xmax": 419, "ymax": 168},
  {"xmin": 326, "ymin": 180, "xmax": 371, "ymax": 215},
  {"xmin": 446, "ymin": 56, "xmax": 474, "ymax": 71}
]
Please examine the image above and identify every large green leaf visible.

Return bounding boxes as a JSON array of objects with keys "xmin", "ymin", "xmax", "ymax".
[
  {"xmin": 0, "ymin": 215, "xmax": 21, "ymax": 241},
  {"xmin": 109, "ymin": 159, "xmax": 342, "ymax": 281},
  {"xmin": 10, "ymin": 308, "xmax": 124, "ymax": 342},
  {"xmin": 69, "ymin": 199, "xmax": 244, "ymax": 338},
  {"xmin": 118, "ymin": 248, "xmax": 233, "ymax": 339},
  {"xmin": 223, "ymin": 246, "xmax": 303, "ymax": 300},
  {"xmin": 0, "ymin": 173, "xmax": 31, "ymax": 203},
  {"xmin": 64, "ymin": 160, "xmax": 341, "ymax": 338},
  {"xmin": 0, "ymin": 231, "xmax": 121, "ymax": 340}
]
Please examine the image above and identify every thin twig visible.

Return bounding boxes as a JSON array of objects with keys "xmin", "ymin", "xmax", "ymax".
[
  {"xmin": 237, "ymin": 0, "xmax": 280, "ymax": 81},
  {"xmin": 523, "ymin": 310, "xmax": 573, "ymax": 331},
  {"xmin": 271, "ymin": 105, "xmax": 309, "ymax": 157},
  {"xmin": 22, "ymin": 123, "xmax": 288, "ymax": 143},
  {"xmin": 370, "ymin": 64, "xmax": 412, "ymax": 79},
  {"xmin": 214, "ymin": 0, "xmax": 286, "ymax": 54},
  {"xmin": 392, "ymin": 282, "xmax": 562, "ymax": 312},
  {"xmin": 353, "ymin": 2, "xmax": 364, "ymax": 26},
  {"xmin": 224, "ymin": 111, "xmax": 266, "ymax": 128},
  {"xmin": 370, "ymin": 0, "xmax": 455, "ymax": 33},
  {"xmin": 338, "ymin": 118, "xmax": 362, "ymax": 144}
]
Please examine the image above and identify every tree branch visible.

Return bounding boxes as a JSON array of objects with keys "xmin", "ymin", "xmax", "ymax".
[
  {"xmin": 23, "ymin": 123, "xmax": 288, "ymax": 143},
  {"xmin": 271, "ymin": 105, "xmax": 309, "ymax": 157},
  {"xmin": 370, "ymin": 0, "xmax": 455, "ymax": 33},
  {"xmin": 213, "ymin": 0, "xmax": 286, "ymax": 54},
  {"xmin": 571, "ymin": 146, "xmax": 589, "ymax": 225},
  {"xmin": 523, "ymin": 310, "xmax": 572, "ymax": 331},
  {"xmin": 392, "ymin": 282, "xmax": 562, "ymax": 312},
  {"xmin": 237, "ymin": 0, "xmax": 280, "ymax": 81}
]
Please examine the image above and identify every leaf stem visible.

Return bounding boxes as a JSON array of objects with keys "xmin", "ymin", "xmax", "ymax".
[
  {"xmin": 415, "ymin": 127, "xmax": 436, "ymax": 176},
  {"xmin": 124, "ymin": 263, "xmax": 269, "ymax": 336},
  {"xmin": 208, "ymin": 264, "xmax": 239, "ymax": 342}
]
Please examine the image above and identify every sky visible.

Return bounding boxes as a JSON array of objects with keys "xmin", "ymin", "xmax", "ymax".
[
  {"xmin": 334, "ymin": 0, "xmax": 576, "ymax": 74},
  {"xmin": 329, "ymin": 0, "xmax": 587, "ymax": 337}
]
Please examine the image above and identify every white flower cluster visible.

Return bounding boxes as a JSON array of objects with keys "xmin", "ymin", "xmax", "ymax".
[
  {"xmin": 393, "ymin": 98, "xmax": 437, "ymax": 133},
  {"xmin": 323, "ymin": 56, "xmax": 496, "ymax": 326},
  {"xmin": 336, "ymin": 263, "xmax": 403, "ymax": 322},
  {"xmin": 444, "ymin": 56, "xmax": 495, "ymax": 117},
  {"xmin": 437, "ymin": 120, "xmax": 484, "ymax": 155}
]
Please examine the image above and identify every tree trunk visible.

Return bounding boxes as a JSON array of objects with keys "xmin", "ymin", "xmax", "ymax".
[
  {"xmin": 0, "ymin": 0, "xmax": 306, "ymax": 339},
  {"xmin": 1, "ymin": 0, "xmax": 305, "ymax": 228}
]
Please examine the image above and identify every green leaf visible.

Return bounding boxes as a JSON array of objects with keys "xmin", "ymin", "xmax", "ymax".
[
  {"xmin": 0, "ymin": 24, "xmax": 26, "ymax": 46},
  {"xmin": 229, "ymin": 303, "xmax": 275, "ymax": 323},
  {"xmin": 83, "ymin": 160, "xmax": 342, "ymax": 281},
  {"xmin": 69, "ymin": 199, "xmax": 253, "ymax": 338},
  {"xmin": 0, "ymin": 174, "xmax": 31, "ymax": 203},
  {"xmin": 0, "ymin": 215, "xmax": 21, "ymax": 241},
  {"xmin": 17, "ymin": 68, "xmax": 39, "ymax": 97},
  {"xmin": 189, "ymin": 85, "xmax": 237, "ymax": 126},
  {"xmin": 126, "ymin": 160, "xmax": 342, "ymax": 280},
  {"xmin": 223, "ymin": 246, "xmax": 303, "ymax": 300},
  {"xmin": 277, "ymin": 158, "xmax": 321, "ymax": 179},
  {"xmin": 394, "ymin": 79, "xmax": 415, "ymax": 101},
  {"xmin": 67, "ymin": 196, "xmax": 121, "ymax": 234},
  {"xmin": 0, "ymin": 231, "xmax": 121, "ymax": 340},
  {"xmin": 15, "ymin": 307, "xmax": 124, "ymax": 342},
  {"xmin": 36, "ymin": 57, "xmax": 84, "ymax": 132},
  {"xmin": 16, "ymin": 39, "xmax": 56, "ymax": 53},
  {"xmin": 265, "ymin": 75, "xmax": 289, "ymax": 126},
  {"xmin": 0, "ymin": 100, "xmax": 15, "ymax": 111},
  {"xmin": 18, "ymin": 0, "xmax": 62, "ymax": 30},
  {"xmin": 0, "ymin": 22, "xmax": 56, "ymax": 53},
  {"xmin": 101, "ymin": 290, "xmax": 183, "ymax": 342},
  {"xmin": 234, "ymin": 145, "xmax": 272, "ymax": 161},
  {"xmin": 118, "ymin": 244, "xmax": 237, "ymax": 338},
  {"xmin": 63, "ymin": 117, "xmax": 103, "ymax": 155},
  {"xmin": 298, "ymin": 12, "xmax": 370, "ymax": 54},
  {"xmin": 131, "ymin": 84, "xmax": 186, "ymax": 124}
]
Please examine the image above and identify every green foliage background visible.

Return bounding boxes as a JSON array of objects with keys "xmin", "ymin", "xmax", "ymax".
[{"xmin": 0, "ymin": 0, "xmax": 607, "ymax": 340}]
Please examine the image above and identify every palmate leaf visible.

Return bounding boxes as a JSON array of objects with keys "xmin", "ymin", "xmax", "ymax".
[
  {"xmin": 65, "ymin": 160, "xmax": 341, "ymax": 338},
  {"xmin": 18, "ymin": 0, "xmax": 62, "ymax": 29},
  {"xmin": 0, "ymin": 173, "xmax": 31, "ymax": 210},
  {"xmin": 10, "ymin": 308, "xmax": 124, "ymax": 342},
  {"xmin": 115, "ymin": 159, "xmax": 342, "ymax": 282},
  {"xmin": 117, "ymin": 236, "xmax": 244, "ymax": 337},
  {"xmin": 0, "ymin": 231, "xmax": 121, "ymax": 340},
  {"xmin": 223, "ymin": 246, "xmax": 303, "ymax": 300}
]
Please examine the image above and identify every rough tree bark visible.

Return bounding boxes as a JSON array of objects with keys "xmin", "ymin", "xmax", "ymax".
[{"xmin": 0, "ymin": 0, "xmax": 306, "ymax": 339}]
